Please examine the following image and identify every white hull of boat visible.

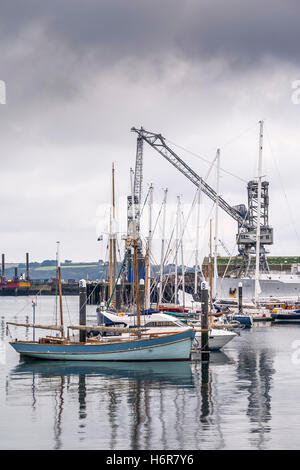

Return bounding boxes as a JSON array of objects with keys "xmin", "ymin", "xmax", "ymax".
[
  {"xmin": 203, "ymin": 329, "xmax": 236, "ymax": 350},
  {"xmin": 99, "ymin": 311, "xmax": 237, "ymax": 351}
]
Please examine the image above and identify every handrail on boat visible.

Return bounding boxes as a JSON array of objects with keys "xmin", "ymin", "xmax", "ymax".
[{"xmin": 67, "ymin": 325, "xmax": 142, "ymax": 334}]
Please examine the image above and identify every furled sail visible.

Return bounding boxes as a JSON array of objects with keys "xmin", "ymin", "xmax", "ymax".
[{"xmin": 6, "ymin": 322, "xmax": 63, "ymax": 331}]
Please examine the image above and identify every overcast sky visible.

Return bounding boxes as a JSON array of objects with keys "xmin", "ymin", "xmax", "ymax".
[{"xmin": 1, "ymin": 0, "xmax": 300, "ymax": 263}]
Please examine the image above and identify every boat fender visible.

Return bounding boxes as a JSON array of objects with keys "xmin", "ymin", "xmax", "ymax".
[{"xmin": 229, "ymin": 288, "xmax": 237, "ymax": 298}]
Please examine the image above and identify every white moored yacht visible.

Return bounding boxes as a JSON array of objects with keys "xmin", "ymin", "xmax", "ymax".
[{"xmin": 97, "ymin": 309, "xmax": 237, "ymax": 351}]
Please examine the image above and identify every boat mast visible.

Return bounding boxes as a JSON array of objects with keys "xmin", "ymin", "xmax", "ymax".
[
  {"xmin": 112, "ymin": 163, "xmax": 117, "ymax": 306},
  {"xmin": 145, "ymin": 184, "xmax": 153, "ymax": 310},
  {"xmin": 109, "ymin": 163, "xmax": 117, "ymax": 309},
  {"xmin": 158, "ymin": 188, "xmax": 168, "ymax": 305},
  {"xmin": 109, "ymin": 208, "xmax": 113, "ymax": 303},
  {"xmin": 194, "ymin": 181, "xmax": 202, "ymax": 295},
  {"xmin": 255, "ymin": 120, "xmax": 264, "ymax": 305},
  {"xmin": 213, "ymin": 149, "xmax": 220, "ymax": 299},
  {"xmin": 144, "ymin": 246, "xmax": 149, "ymax": 310},
  {"xmin": 209, "ymin": 219, "xmax": 213, "ymax": 313},
  {"xmin": 55, "ymin": 242, "xmax": 59, "ymax": 325},
  {"xmin": 175, "ymin": 195, "xmax": 180, "ymax": 305},
  {"xmin": 130, "ymin": 168, "xmax": 135, "ymax": 308},
  {"xmin": 179, "ymin": 196, "xmax": 185, "ymax": 310},
  {"xmin": 56, "ymin": 241, "xmax": 64, "ymax": 337},
  {"xmin": 133, "ymin": 219, "xmax": 141, "ymax": 332}
]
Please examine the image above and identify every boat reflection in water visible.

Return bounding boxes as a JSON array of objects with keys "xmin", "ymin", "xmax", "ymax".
[
  {"xmin": 5, "ymin": 341, "xmax": 276, "ymax": 450},
  {"xmin": 13, "ymin": 359, "xmax": 195, "ymax": 387},
  {"xmin": 9, "ymin": 359, "xmax": 195, "ymax": 449},
  {"xmin": 192, "ymin": 350, "xmax": 234, "ymax": 366},
  {"xmin": 235, "ymin": 346, "xmax": 275, "ymax": 449}
]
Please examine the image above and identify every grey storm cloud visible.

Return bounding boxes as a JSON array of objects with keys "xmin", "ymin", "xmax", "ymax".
[
  {"xmin": 0, "ymin": 1, "xmax": 300, "ymax": 261},
  {"xmin": 1, "ymin": 0, "xmax": 300, "ymax": 67}
]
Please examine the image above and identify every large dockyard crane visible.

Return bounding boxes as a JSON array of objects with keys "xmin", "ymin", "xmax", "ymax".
[
  {"xmin": 127, "ymin": 135, "xmax": 143, "ymax": 237},
  {"xmin": 126, "ymin": 135, "xmax": 145, "ymax": 282},
  {"xmin": 131, "ymin": 127, "xmax": 273, "ymax": 276}
]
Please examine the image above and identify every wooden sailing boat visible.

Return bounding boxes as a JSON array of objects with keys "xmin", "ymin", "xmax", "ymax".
[{"xmin": 8, "ymin": 324, "xmax": 195, "ymax": 361}]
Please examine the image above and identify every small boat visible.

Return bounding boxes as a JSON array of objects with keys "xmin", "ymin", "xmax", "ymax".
[
  {"xmin": 271, "ymin": 309, "xmax": 300, "ymax": 324},
  {"xmin": 98, "ymin": 309, "xmax": 237, "ymax": 351},
  {"xmin": 8, "ymin": 326, "xmax": 195, "ymax": 361},
  {"xmin": 225, "ymin": 314, "xmax": 253, "ymax": 328},
  {"xmin": 157, "ymin": 304, "xmax": 191, "ymax": 313}
]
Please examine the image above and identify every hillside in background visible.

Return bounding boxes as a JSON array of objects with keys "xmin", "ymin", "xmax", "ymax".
[
  {"xmin": 1, "ymin": 256, "xmax": 299, "ymax": 282},
  {"xmin": 5, "ymin": 260, "xmax": 108, "ymax": 282}
]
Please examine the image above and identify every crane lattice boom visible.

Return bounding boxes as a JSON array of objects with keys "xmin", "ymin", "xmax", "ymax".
[{"xmin": 131, "ymin": 127, "xmax": 249, "ymax": 229}]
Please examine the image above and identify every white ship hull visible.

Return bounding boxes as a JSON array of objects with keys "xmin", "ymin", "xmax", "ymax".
[{"xmin": 217, "ymin": 276, "xmax": 300, "ymax": 301}]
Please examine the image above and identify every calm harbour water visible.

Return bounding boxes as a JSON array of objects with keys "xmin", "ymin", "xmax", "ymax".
[{"xmin": 1, "ymin": 296, "xmax": 300, "ymax": 450}]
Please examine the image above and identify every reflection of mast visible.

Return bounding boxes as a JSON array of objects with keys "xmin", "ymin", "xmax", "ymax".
[
  {"xmin": 31, "ymin": 372, "xmax": 37, "ymax": 411},
  {"xmin": 107, "ymin": 385, "xmax": 118, "ymax": 449},
  {"xmin": 196, "ymin": 360, "xmax": 225, "ymax": 448},
  {"xmin": 158, "ymin": 383, "xmax": 167, "ymax": 449},
  {"xmin": 174, "ymin": 389, "xmax": 183, "ymax": 449},
  {"xmin": 210, "ymin": 363, "xmax": 225, "ymax": 449},
  {"xmin": 53, "ymin": 376, "xmax": 65, "ymax": 450},
  {"xmin": 78, "ymin": 374, "xmax": 87, "ymax": 424},
  {"xmin": 236, "ymin": 348, "xmax": 273, "ymax": 449},
  {"xmin": 131, "ymin": 381, "xmax": 142, "ymax": 449},
  {"xmin": 200, "ymin": 361, "xmax": 210, "ymax": 423},
  {"xmin": 143, "ymin": 387, "xmax": 152, "ymax": 449}
]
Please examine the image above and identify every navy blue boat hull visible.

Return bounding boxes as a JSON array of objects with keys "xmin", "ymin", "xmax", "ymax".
[
  {"xmin": 271, "ymin": 313, "xmax": 300, "ymax": 324},
  {"xmin": 226, "ymin": 315, "xmax": 253, "ymax": 328}
]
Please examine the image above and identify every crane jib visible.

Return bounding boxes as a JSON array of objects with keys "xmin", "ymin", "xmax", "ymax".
[{"xmin": 131, "ymin": 127, "xmax": 247, "ymax": 228}]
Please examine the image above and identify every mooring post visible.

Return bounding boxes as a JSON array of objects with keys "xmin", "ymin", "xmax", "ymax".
[
  {"xmin": 238, "ymin": 281, "xmax": 243, "ymax": 314},
  {"xmin": 79, "ymin": 279, "xmax": 87, "ymax": 343},
  {"xmin": 201, "ymin": 280, "xmax": 210, "ymax": 361},
  {"xmin": 1, "ymin": 254, "xmax": 5, "ymax": 282}
]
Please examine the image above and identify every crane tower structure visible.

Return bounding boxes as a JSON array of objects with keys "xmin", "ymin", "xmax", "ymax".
[{"xmin": 126, "ymin": 136, "xmax": 145, "ymax": 282}]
